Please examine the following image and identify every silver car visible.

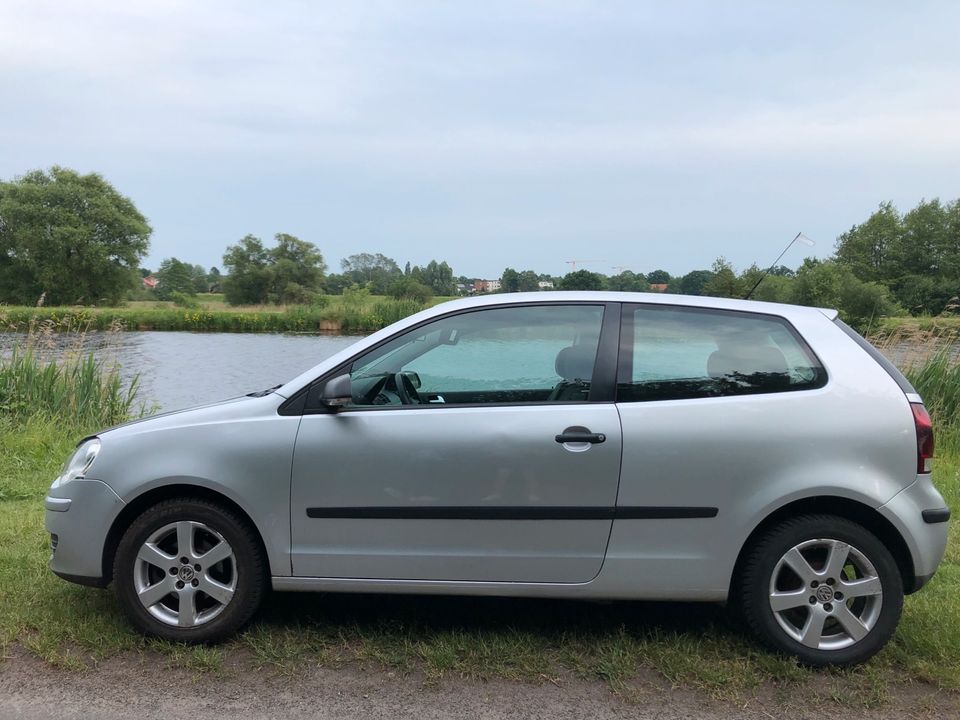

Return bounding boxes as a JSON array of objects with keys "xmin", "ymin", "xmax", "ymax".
[{"xmin": 46, "ymin": 292, "xmax": 950, "ymax": 665}]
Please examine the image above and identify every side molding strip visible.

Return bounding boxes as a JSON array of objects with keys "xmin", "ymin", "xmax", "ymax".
[{"xmin": 306, "ymin": 506, "xmax": 718, "ymax": 520}]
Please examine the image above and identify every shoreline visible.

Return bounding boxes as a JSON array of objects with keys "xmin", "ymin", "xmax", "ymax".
[{"xmin": 4, "ymin": 304, "xmax": 960, "ymax": 337}]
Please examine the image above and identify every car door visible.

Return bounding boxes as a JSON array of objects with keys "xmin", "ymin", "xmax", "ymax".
[{"xmin": 289, "ymin": 302, "xmax": 622, "ymax": 583}]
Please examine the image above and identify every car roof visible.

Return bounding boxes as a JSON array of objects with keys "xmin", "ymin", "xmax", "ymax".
[
  {"xmin": 412, "ymin": 291, "xmax": 837, "ymax": 320},
  {"xmin": 274, "ymin": 292, "xmax": 838, "ymax": 399}
]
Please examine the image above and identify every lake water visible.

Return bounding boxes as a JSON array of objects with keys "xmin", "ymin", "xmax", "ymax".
[{"xmin": 0, "ymin": 332, "xmax": 359, "ymax": 411}]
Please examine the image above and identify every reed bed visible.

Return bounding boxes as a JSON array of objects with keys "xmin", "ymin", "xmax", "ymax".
[
  {"xmin": 870, "ymin": 326, "xmax": 960, "ymax": 453},
  {"xmin": 0, "ymin": 296, "xmax": 432, "ymax": 334},
  {"xmin": 0, "ymin": 323, "xmax": 143, "ymax": 428}
]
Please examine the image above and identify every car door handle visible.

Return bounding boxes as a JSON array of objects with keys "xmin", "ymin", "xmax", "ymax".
[{"xmin": 555, "ymin": 431, "xmax": 606, "ymax": 444}]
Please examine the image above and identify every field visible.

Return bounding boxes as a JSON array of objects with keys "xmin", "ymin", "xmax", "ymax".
[
  {"xmin": 0, "ymin": 333, "xmax": 957, "ymax": 709},
  {"xmin": 0, "ymin": 293, "xmax": 459, "ymax": 334}
]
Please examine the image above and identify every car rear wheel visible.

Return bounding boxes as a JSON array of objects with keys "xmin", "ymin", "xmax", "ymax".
[
  {"xmin": 737, "ymin": 514, "xmax": 903, "ymax": 666},
  {"xmin": 113, "ymin": 498, "xmax": 266, "ymax": 642}
]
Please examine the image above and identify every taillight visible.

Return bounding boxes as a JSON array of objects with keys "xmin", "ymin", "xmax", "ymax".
[{"xmin": 911, "ymin": 403, "xmax": 934, "ymax": 474}]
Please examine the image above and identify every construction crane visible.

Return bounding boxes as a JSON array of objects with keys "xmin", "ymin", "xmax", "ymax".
[{"xmin": 565, "ymin": 260, "xmax": 603, "ymax": 271}]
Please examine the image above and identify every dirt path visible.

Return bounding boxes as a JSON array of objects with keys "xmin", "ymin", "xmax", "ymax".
[{"xmin": 2, "ymin": 651, "xmax": 958, "ymax": 720}]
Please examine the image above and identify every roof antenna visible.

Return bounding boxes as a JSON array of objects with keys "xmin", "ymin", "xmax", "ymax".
[{"xmin": 744, "ymin": 232, "xmax": 815, "ymax": 300}]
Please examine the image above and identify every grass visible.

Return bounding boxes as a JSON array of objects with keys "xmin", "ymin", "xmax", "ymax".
[
  {"xmin": 0, "ymin": 293, "xmax": 457, "ymax": 334},
  {"xmin": 0, "ymin": 332, "xmax": 957, "ymax": 707}
]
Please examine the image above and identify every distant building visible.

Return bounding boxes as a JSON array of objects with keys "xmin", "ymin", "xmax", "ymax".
[
  {"xmin": 538, "ymin": 280, "xmax": 554, "ymax": 289},
  {"xmin": 142, "ymin": 274, "xmax": 159, "ymax": 290},
  {"xmin": 474, "ymin": 279, "xmax": 501, "ymax": 293},
  {"xmin": 649, "ymin": 283, "xmax": 669, "ymax": 292}
]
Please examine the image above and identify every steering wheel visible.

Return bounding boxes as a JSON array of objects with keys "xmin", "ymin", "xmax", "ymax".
[{"xmin": 394, "ymin": 372, "xmax": 422, "ymax": 405}]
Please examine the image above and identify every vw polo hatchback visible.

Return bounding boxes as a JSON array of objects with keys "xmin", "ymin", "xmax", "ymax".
[{"xmin": 46, "ymin": 292, "xmax": 950, "ymax": 665}]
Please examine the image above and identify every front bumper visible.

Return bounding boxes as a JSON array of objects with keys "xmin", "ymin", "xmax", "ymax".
[
  {"xmin": 878, "ymin": 474, "xmax": 950, "ymax": 592},
  {"xmin": 45, "ymin": 478, "xmax": 125, "ymax": 587}
]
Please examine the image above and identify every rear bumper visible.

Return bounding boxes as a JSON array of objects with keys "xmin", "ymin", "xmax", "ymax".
[
  {"xmin": 878, "ymin": 475, "xmax": 949, "ymax": 590},
  {"xmin": 45, "ymin": 478, "xmax": 124, "ymax": 585}
]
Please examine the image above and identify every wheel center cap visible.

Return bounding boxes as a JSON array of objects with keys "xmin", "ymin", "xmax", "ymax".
[
  {"xmin": 816, "ymin": 585, "xmax": 834, "ymax": 603},
  {"xmin": 178, "ymin": 566, "xmax": 195, "ymax": 582}
]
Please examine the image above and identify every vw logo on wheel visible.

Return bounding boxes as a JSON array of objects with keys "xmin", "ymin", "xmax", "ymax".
[
  {"xmin": 816, "ymin": 585, "xmax": 834, "ymax": 603},
  {"xmin": 178, "ymin": 566, "xmax": 195, "ymax": 583}
]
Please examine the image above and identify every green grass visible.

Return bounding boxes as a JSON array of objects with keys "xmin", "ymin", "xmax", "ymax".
[
  {"xmin": 0, "ymin": 294, "xmax": 457, "ymax": 334},
  {"xmin": 0, "ymin": 334, "xmax": 957, "ymax": 707}
]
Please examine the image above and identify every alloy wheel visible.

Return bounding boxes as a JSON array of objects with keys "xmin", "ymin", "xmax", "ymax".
[
  {"xmin": 133, "ymin": 520, "xmax": 237, "ymax": 627},
  {"xmin": 768, "ymin": 538, "xmax": 883, "ymax": 651}
]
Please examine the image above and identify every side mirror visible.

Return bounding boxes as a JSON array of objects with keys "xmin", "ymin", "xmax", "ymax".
[{"xmin": 320, "ymin": 373, "xmax": 352, "ymax": 409}]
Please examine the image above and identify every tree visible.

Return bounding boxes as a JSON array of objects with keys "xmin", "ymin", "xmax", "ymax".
[
  {"xmin": 517, "ymin": 270, "xmax": 540, "ymax": 292},
  {"xmin": 222, "ymin": 235, "xmax": 272, "ymax": 305},
  {"xmin": 341, "ymin": 253, "xmax": 402, "ymax": 294},
  {"xmin": 560, "ymin": 270, "xmax": 606, "ymax": 290},
  {"xmin": 322, "ymin": 273, "xmax": 351, "ymax": 295},
  {"xmin": 269, "ymin": 233, "xmax": 326, "ymax": 304},
  {"xmin": 500, "ymin": 268, "xmax": 520, "ymax": 293},
  {"xmin": 701, "ymin": 257, "xmax": 743, "ymax": 298},
  {"xmin": 646, "ymin": 269, "xmax": 670, "ymax": 285},
  {"xmin": 223, "ymin": 233, "xmax": 325, "ymax": 305},
  {"xmin": 893, "ymin": 199, "xmax": 950, "ymax": 278},
  {"xmin": 411, "ymin": 260, "xmax": 455, "ymax": 295},
  {"xmin": 0, "ymin": 166, "xmax": 150, "ymax": 305},
  {"xmin": 207, "ymin": 267, "xmax": 222, "ymax": 292},
  {"xmin": 608, "ymin": 270, "xmax": 648, "ymax": 292},
  {"xmin": 155, "ymin": 257, "xmax": 199, "ymax": 300},
  {"xmin": 835, "ymin": 202, "xmax": 902, "ymax": 282},
  {"xmin": 677, "ymin": 270, "xmax": 714, "ymax": 296}
]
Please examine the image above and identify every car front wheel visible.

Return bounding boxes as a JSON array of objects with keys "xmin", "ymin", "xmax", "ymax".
[
  {"xmin": 738, "ymin": 514, "xmax": 903, "ymax": 666},
  {"xmin": 113, "ymin": 498, "xmax": 266, "ymax": 642}
]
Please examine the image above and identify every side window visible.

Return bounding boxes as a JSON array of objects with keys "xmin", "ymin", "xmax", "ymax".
[
  {"xmin": 617, "ymin": 306, "xmax": 825, "ymax": 403},
  {"xmin": 347, "ymin": 305, "xmax": 604, "ymax": 406}
]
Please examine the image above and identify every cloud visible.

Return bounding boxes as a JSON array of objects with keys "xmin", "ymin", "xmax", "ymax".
[{"xmin": 2, "ymin": 1, "xmax": 959, "ymax": 274}]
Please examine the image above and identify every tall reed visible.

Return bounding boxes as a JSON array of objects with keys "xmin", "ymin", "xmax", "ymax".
[
  {"xmin": 0, "ymin": 335, "xmax": 143, "ymax": 429},
  {"xmin": 873, "ymin": 326, "xmax": 960, "ymax": 453}
]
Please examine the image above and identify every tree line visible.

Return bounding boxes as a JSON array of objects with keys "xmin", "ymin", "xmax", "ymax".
[{"xmin": 2, "ymin": 167, "xmax": 958, "ymax": 328}]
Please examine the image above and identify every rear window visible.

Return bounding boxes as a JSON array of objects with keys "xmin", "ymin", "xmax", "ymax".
[{"xmin": 617, "ymin": 305, "xmax": 827, "ymax": 403}]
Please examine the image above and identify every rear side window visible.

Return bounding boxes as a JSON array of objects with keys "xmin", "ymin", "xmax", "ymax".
[{"xmin": 617, "ymin": 305, "xmax": 826, "ymax": 403}]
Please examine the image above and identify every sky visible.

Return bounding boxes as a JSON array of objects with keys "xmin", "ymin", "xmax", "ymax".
[{"xmin": 2, "ymin": 1, "xmax": 960, "ymax": 279}]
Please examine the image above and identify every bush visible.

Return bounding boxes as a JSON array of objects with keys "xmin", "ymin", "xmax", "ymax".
[
  {"xmin": 170, "ymin": 291, "xmax": 200, "ymax": 309},
  {"xmin": 388, "ymin": 278, "xmax": 433, "ymax": 303}
]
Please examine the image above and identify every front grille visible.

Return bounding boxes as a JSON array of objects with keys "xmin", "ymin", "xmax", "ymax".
[{"xmin": 50, "ymin": 533, "xmax": 58, "ymax": 553}]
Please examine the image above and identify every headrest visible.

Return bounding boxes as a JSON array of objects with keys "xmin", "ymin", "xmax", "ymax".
[
  {"xmin": 555, "ymin": 345, "xmax": 596, "ymax": 381},
  {"xmin": 707, "ymin": 346, "xmax": 789, "ymax": 380}
]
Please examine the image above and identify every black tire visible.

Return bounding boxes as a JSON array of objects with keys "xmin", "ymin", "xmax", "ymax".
[
  {"xmin": 737, "ymin": 514, "xmax": 903, "ymax": 666},
  {"xmin": 113, "ymin": 497, "xmax": 266, "ymax": 643}
]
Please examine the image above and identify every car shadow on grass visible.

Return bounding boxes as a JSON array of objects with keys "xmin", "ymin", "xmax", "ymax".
[{"xmin": 257, "ymin": 590, "xmax": 731, "ymax": 637}]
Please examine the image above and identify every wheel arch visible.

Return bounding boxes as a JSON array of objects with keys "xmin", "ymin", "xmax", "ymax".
[
  {"xmin": 730, "ymin": 496, "xmax": 918, "ymax": 596},
  {"xmin": 101, "ymin": 484, "xmax": 269, "ymax": 586}
]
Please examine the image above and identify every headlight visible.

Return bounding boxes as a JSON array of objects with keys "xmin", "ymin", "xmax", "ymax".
[{"xmin": 54, "ymin": 438, "xmax": 101, "ymax": 487}]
